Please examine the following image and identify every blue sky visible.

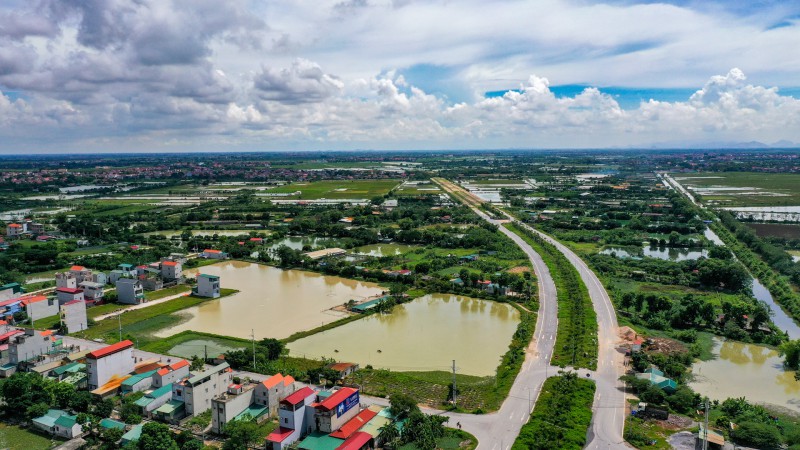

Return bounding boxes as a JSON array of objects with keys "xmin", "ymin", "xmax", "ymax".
[{"xmin": 1, "ymin": 0, "xmax": 800, "ymax": 152}]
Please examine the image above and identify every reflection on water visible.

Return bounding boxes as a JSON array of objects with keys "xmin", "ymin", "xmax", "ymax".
[
  {"xmin": 600, "ymin": 245, "xmax": 707, "ymax": 261},
  {"xmin": 690, "ymin": 338, "xmax": 800, "ymax": 412},
  {"xmin": 153, "ymin": 261, "xmax": 384, "ymax": 339},
  {"xmin": 287, "ymin": 293, "xmax": 520, "ymax": 376},
  {"xmin": 268, "ymin": 236, "xmax": 328, "ymax": 251},
  {"xmin": 143, "ymin": 230, "xmax": 268, "ymax": 238},
  {"xmin": 751, "ymin": 278, "xmax": 800, "ymax": 339},
  {"xmin": 352, "ymin": 244, "xmax": 418, "ymax": 257}
]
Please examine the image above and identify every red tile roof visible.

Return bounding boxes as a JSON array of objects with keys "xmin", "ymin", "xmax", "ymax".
[
  {"xmin": 56, "ymin": 287, "xmax": 83, "ymax": 294},
  {"xmin": 20, "ymin": 295, "xmax": 48, "ymax": 306},
  {"xmin": 203, "ymin": 249, "xmax": 221, "ymax": 253},
  {"xmin": 330, "ymin": 408, "xmax": 378, "ymax": 439},
  {"xmin": 70, "ymin": 265, "xmax": 87, "ymax": 271},
  {"xmin": 63, "ymin": 299, "xmax": 83, "ymax": 306},
  {"xmin": 328, "ymin": 362, "xmax": 357, "ymax": 372},
  {"xmin": 157, "ymin": 368, "xmax": 169, "ymax": 376},
  {"xmin": 162, "ymin": 261, "xmax": 179, "ymax": 267},
  {"xmin": 0, "ymin": 329, "xmax": 23, "ymax": 342},
  {"xmin": 317, "ymin": 387, "xmax": 357, "ymax": 412},
  {"xmin": 7, "ymin": 223, "xmax": 22, "ymax": 228},
  {"xmin": 87, "ymin": 340, "xmax": 134, "ymax": 359},
  {"xmin": 336, "ymin": 431, "xmax": 372, "ymax": 450},
  {"xmin": 281, "ymin": 386, "xmax": 315, "ymax": 406},
  {"xmin": 249, "ymin": 237, "xmax": 263, "ymax": 242},
  {"xmin": 266, "ymin": 427, "xmax": 295, "ymax": 443}
]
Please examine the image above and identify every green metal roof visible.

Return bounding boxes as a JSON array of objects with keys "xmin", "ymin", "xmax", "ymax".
[
  {"xmin": 234, "ymin": 404, "xmax": 269, "ymax": 422},
  {"xmin": 351, "ymin": 296, "xmax": 390, "ymax": 312},
  {"xmin": 197, "ymin": 273, "xmax": 219, "ymax": 279},
  {"xmin": 298, "ymin": 432, "xmax": 344, "ymax": 450},
  {"xmin": 155, "ymin": 399, "xmax": 184, "ymax": 414},
  {"xmin": 187, "ymin": 362, "xmax": 229, "ymax": 385},
  {"xmin": 122, "ymin": 370, "xmax": 157, "ymax": 387},
  {"xmin": 135, "ymin": 384, "xmax": 173, "ymax": 407},
  {"xmin": 33, "ymin": 409, "xmax": 67, "ymax": 429},
  {"xmin": 54, "ymin": 414, "xmax": 77, "ymax": 428},
  {"xmin": 100, "ymin": 418, "xmax": 126, "ymax": 430},
  {"xmin": 121, "ymin": 424, "xmax": 143, "ymax": 444},
  {"xmin": 52, "ymin": 362, "xmax": 85, "ymax": 376}
]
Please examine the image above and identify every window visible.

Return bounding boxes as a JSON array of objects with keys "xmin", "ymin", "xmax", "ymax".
[{"xmin": 283, "ymin": 418, "xmax": 288, "ymax": 424}]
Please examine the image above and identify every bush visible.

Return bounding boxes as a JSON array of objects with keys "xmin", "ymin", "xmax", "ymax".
[{"xmin": 732, "ymin": 421, "xmax": 782, "ymax": 449}]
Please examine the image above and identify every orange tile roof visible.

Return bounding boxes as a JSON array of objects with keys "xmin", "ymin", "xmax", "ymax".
[
  {"xmin": 70, "ymin": 265, "xmax": 87, "ymax": 271},
  {"xmin": 263, "ymin": 373, "xmax": 284, "ymax": 389},
  {"xmin": 7, "ymin": 223, "xmax": 22, "ymax": 228},
  {"xmin": 157, "ymin": 368, "xmax": 170, "ymax": 376},
  {"xmin": 283, "ymin": 375, "xmax": 295, "ymax": 386},
  {"xmin": 203, "ymin": 249, "xmax": 221, "ymax": 253},
  {"xmin": 330, "ymin": 408, "xmax": 377, "ymax": 439},
  {"xmin": 162, "ymin": 261, "xmax": 179, "ymax": 266},
  {"xmin": 170, "ymin": 360, "xmax": 189, "ymax": 370}
]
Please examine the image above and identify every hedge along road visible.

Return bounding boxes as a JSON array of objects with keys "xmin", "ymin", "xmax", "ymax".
[{"xmin": 433, "ymin": 177, "xmax": 627, "ymax": 450}]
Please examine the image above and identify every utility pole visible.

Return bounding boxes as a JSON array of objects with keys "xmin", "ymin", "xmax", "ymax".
[
  {"xmin": 702, "ymin": 397, "xmax": 709, "ymax": 450},
  {"xmin": 118, "ymin": 313, "xmax": 122, "ymax": 342},
  {"xmin": 251, "ymin": 329, "xmax": 256, "ymax": 369},
  {"xmin": 204, "ymin": 345, "xmax": 208, "ymax": 362},
  {"xmin": 452, "ymin": 360, "xmax": 457, "ymax": 409}
]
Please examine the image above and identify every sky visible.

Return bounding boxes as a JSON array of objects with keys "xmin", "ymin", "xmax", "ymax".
[{"xmin": 1, "ymin": 0, "xmax": 800, "ymax": 153}]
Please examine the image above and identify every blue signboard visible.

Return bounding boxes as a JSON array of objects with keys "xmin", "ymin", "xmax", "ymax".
[{"xmin": 336, "ymin": 391, "xmax": 360, "ymax": 417}]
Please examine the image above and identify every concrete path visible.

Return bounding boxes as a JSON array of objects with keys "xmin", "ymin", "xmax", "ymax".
[{"xmin": 92, "ymin": 290, "xmax": 193, "ymax": 321}]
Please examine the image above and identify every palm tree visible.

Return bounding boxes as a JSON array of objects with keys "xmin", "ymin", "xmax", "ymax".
[{"xmin": 377, "ymin": 421, "xmax": 400, "ymax": 449}]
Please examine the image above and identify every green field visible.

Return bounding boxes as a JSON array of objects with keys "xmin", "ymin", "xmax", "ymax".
[
  {"xmin": 674, "ymin": 172, "xmax": 800, "ymax": 206},
  {"xmin": 0, "ymin": 423, "xmax": 57, "ymax": 450},
  {"xmin": 266, "ymin": 180, "xmax": 401, "ymax": 199}
]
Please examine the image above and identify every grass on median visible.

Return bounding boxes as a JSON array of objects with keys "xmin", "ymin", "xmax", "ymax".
[
  {"xmin": 507, "ymin": 223, "xmax": 598, "ymax": 370},
  {"xmin": 512, "ymin": 373, "xmax": 596, "ymax": 450}
]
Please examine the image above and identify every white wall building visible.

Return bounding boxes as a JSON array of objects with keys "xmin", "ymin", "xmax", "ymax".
[
  {"xmin": 194, "ymin": 274, "xmax": 220, "ymax": 298},
  {"xmin": 117, "ymin": 279, "xmax": 145, "ymax": 304},
  {"xmin": 55, "ymin": 272, "xmax": 77, "ymax": 289},
  {"xmin": 8, "ymin": 328, "xmax": 53, "ymax": 364},
  {"xmin": 173, "ymin": 362, "xmax": 232, "ymax": 416},
  {"xmin": 86, "ymin": 340, "xmax": 135, "ymax": 390},
  {"xmin": 60, "ymin": 299, "xmax": 88, "ymax": 334}
]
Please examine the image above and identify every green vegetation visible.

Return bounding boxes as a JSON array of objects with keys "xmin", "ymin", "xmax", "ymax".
[
  {"xmin": 0, "ymin": 423, "xmax": 56, "ymax": 450},
  {"xmin": 513, "ymin": 372, "xmax": 596, "ymax": 450},
  {"xmin": 266, "ymin": 179, "xmax": 401, "ymax": 199},
  {"xmin": 140, "ymin": 330, "xmax": 249, "ymax": 355},
  {"xmin": 507, "ymin": 223, "xmax": 598, "ymax": 369}
]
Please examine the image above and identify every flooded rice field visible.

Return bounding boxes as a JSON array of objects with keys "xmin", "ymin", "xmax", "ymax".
[
  {"xmin": 690, "ymin": 338, "xmax": 800, "ymax": 413},
  {"xmin": 287, "ymin": 294, "xmax": 520, "ymax": 376},
  {"xmin": 153, "ymin": 261, "xmax": 385, "ymax": 340}
]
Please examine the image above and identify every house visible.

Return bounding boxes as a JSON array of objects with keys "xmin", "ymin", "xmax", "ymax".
[
  {"xmin": 55, "ymin": 272, "xmax": 78, "ymax": 289},
  {"xmin": 152, "ymin": 359, "xmax": 190, "ymax": 388},
  {"xmin": 314, "ymin": 387, "xmax": 360, "ymax": 433},
  {"xmin": 6, "ymin": 223, "xmax": 23, "ymax": 238},
  {"xmin": 79, "ymin": 281, "xmax": 105, "ymax": 305},
  {"xmin": 336, "ymin": 431, "xmax": 374, "ymax": 450},
  {"xmin": 330, "ymin": 407, "xmax": 379, "ymax": 440},
  {"xmin": 69, "ymin": 266, "xmax": 93, "ymax": 284},
  {"xmin": 338, "ymin": 217, "xmax": 354, "ymax": 224},
  {"xmin": 134, "ymin": 384, "xmax": 174, "ymax": 417},
  {"xmin": 100, "ymin": 418, "xmax": 126, "ymax": 432},
  {"xmin": 32, "ymin": 409, "xmax": 82, "ymax": 438},
  {"xmin": 92, "ymin": 272, "xmax": 108, "ymax": 286},
  {"xmin": 55, "ymin": 287, "xmax": 84, "ymax": 306},
  {"xmin": 49, "ymin": 362, "xmax": 86, "ymax": 381},
  {"xmin": 0, "ymin": 282, "xmax": 24, "ymax": 301},
  {"xmin": 254, "ymin": 373, "xmax": 296, "ymax": 417},
  {"xmin": 201, "ymin": 249, "xmax": 228, "ymax": 259},
  {"xmin": 121, "ymin": 369, "xmax": 157, "ymax": 394},
  {"xmin": 26, "ymin": 221, "xmax": 45, "ymax": 235},
  {"xmin": 60, "ymin": 299, "xmax": 88, "ymax": 334},
  {"xmin": 171, "ymin": 362, "xmax": 233, "ymax": 418},
  {"xmin": 20, "ymin": 295, "xmax": 58, "ymax": 320},
  {"xmin": 160, "ymin": 260, "xmax": 182, "ymax": 281},
  {"xmin": 382, "ymin": 199, "xmax": 398, "ymax": 209},
  {"xmin": 325, "ymin": 362, "xmax": 359, "ymax": 380},
  {"xmin": 267, "ymin": 386, "xmax": 317, "ymax": 450},
  {"xmin": 211, "ymin": 382, "xmax": 272, "ymax": 434},
  {"xmin": 117, "ymin": 279, "xmax": 145, "ymax": 304},
  {"xmin": 86, "ymin": 340, "xmax": 135, "ymax": 390},
  {"xmin": 636, "ymin": 368, "xmax": 678, "ymax": 394},
  {"xmin": 193, "ymin": 274, "xmax": 220, "ymax": 298},
  {"xmin": 8, "ymin": 328, "xmax": 53, "ymax": 365},
  {"xmin": 121, "ymin": 424, "xmax": 143, "ymax": 445},
  {"xmin": 139, "ymin": 271, "xmax": 163, "ymax": 291}
]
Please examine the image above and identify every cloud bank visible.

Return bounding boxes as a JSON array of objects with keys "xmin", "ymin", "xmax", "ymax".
[{"xmin": 0, "ymin": 0, "xmax": 799, "ymax": 151}]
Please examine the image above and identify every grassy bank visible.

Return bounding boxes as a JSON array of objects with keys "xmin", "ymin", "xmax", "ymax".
[
  {"xmin": 513, "ymin": 373, "xmax": 596, "ymax": 450},
  {"xmin": 0, "ymin": 423, "xmax": 59, "ymax": 450},
  {"xmin": 506, "ymin": 223, "xmax": 598, "ymax": 369},
  {"xmin": 79, "ymin": 288, "xmax": 238, "ymax": 344}
]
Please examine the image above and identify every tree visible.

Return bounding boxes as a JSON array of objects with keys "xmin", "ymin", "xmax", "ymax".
[
  {"xmin": 389, "ymin": 393, "xmax": 420, "ymax": 420},
  {"xmin": 222, "ymin": 420, "xmax": 260, "ymax": 450},
  {"xmin": 50, "ymin": 382, "xmax": 76, "ymax": 409},
  {"xmin": 780, "ymin": 339, "xmax": 800, "ymax": 370},
  {"xmin": 190, "ymin": 356, "xmax": 205, "ymax": 371},
  {"xmin": 377, "ymin": 421, "xmax": 400, "ymax": 449},
  {"xmin": 0, "ymin": 372, "xmax": 54, "ymax": 416},
  {"xmin": 731, "ymin": 421, "xmax": 782, "ymax": 449},
  {"xmin": 258, "ymin": 338, "xmax": 285, "ymax": 360},
  {"xmin": 102, "ymin": 426, "xmax": 125, "ymax": 444},
  {"xmin": 92, "ymin": 398, "xmax": 115, "ymax": 418},
  {"xmin": 26, "ymin": 402, "xmax": 50, "ymax": 420},
  {"xmin": 138, "ymin": 422, "xmax": 179, "ymax": 450}
]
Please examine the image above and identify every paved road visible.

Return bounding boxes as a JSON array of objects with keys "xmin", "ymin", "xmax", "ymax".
[
  {"xmin": 434, "ymin": 178, "xmax": 627, "ymax": 449},
  {"xmin": 514, "ymin": 222, "xmax": 628, "ymax": 449}
]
